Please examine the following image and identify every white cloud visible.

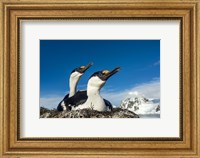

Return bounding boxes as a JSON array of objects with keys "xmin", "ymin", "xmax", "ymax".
[
  {"xmin": 40, "ymin": 79, "xmax": 160, "ymax": 109},
  {"xmin": 153, "ymin": 60, "xmax": 160, "ymax": 66},
  {"xmin": 101, "ymin": 78, "xmax": 160, "ymax": 106},
  {"xmin": 40, "ymin": 96, "xmax": 63, "ymax": 109}
]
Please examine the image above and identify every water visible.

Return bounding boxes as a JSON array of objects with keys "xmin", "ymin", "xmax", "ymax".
[{"xmin": 139, "ymin": 114, "xmax": 160, "ymax": 118}]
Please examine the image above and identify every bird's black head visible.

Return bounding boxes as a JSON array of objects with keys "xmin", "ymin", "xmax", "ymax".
[
  {"xmin": 89, "ymin": 67, "xmax": 121, "ymax": 81},
  {"xmin": 71, "ymin": 62, "xmax": 93, "ymax": 74}
]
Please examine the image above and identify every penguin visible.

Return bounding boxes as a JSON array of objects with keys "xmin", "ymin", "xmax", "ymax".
[
  {"xmin": 68, "ymin": 67, "xmax": 120, "ymax": 112},
  {"xmin": 57, "ymin": 63, "xmax": 93, "ymax": 111}
]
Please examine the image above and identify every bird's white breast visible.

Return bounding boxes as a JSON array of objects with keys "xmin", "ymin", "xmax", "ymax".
[{"xmin": 75, "ymin": 95, "xmax": 107, "ymax": 111}]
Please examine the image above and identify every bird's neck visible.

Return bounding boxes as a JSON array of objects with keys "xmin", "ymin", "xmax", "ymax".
[
  {"xmin": 69, "ymin": 77, "xmax": 80, "ymax": 97},
  {"xmin": 87, "ymin": 86, "xmax": 101, "ymax": 97},
  {"xmin": 84, "ymin": 85, "xmax": 106, "ymax": 111}
]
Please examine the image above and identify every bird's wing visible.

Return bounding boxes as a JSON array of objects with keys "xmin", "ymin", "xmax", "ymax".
[
  {"xmin": 65, "ymin": 91, "xmax": 88, "ymax": 107},
  {"xmin": 57, "ymin": 94, "xmax": 69, "ymax": 111},
  {"xmin": 63, "ymin": 94, "xmax": 69, "ymax": 100},
  {"xmin": 104, "ymin": 99, "xmax": 113, "ymax": 111}
]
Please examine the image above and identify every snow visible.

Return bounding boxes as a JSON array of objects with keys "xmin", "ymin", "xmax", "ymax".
[{"xmin": 120, "ymin": 96, "xmax": 160, "ymax": 115}]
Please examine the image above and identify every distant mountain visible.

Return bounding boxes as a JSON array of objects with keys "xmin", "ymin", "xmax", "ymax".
[{"xmin": 120, "ymin": 96, "xmax": 160, "ymax": 115}]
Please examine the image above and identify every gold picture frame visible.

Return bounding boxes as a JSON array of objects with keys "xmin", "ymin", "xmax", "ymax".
[{"xmin": 0, "ymin": 0, "xmax": 199, "ymax": 157}]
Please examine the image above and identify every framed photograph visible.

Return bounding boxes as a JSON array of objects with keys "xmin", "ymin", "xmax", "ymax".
[{"xmin": 0, "ymin": 0, "xmax": 199, "ymax": 157}]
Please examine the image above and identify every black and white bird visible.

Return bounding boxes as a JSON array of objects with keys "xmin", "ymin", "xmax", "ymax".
[
  {"xmin": 67, "ymin": 67, "xmax": 120, "ymax": 112},
  {"xmin": 57, "ymin": 63, "xmax": 93, "ymax": 111}
]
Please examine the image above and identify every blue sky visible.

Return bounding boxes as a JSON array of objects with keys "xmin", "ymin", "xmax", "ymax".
[{"xmin": 40, "ymin": 40, "xmax": 160, "ymax": 108}]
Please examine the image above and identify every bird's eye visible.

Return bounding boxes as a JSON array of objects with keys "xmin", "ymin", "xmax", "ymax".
[{"xmin": 98, "ymin": 73, "xmax": 103, "ymax": 77}]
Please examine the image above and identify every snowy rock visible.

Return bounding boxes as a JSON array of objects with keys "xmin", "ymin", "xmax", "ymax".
[
  {"xmin": 40, "ymin": 107, "xmax": 139, "ymax": 118},
  {"xmin": 120, "ymin": 96, "xmax": 160, "ymax": 115}
]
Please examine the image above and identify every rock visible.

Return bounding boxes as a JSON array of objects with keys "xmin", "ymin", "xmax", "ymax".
[
  {"xmin": 156, "ymin": 105, "xmax": 160, "ymax": 112},
  {"xmin": 40, "ymin": 107, "xmax": 139, "ymax": 118},
  {"xmin": 40, "ymin": 107, "xmax": 50, "ymax": 115}
]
